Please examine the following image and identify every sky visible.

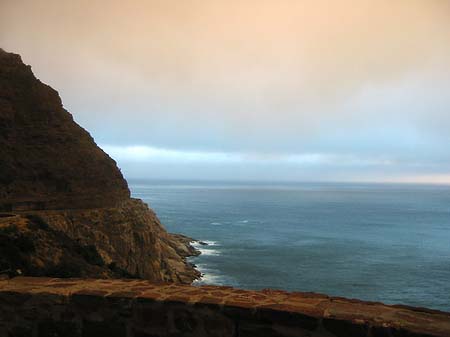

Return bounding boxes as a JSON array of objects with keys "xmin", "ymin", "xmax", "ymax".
[{"xmin": 1, "ymin": 0, "xmax": 450, "ymax": 182}]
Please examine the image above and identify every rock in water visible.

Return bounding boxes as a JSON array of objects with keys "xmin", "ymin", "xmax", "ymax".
[{"xmin": 0, "ymin": 48, "xmax": 200, "ymax": 283}]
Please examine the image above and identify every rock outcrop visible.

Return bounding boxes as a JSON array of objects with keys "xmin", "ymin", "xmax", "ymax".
[
  {"xmin": 0, "ymin": 48, "xmax": 200, "ymax": 283},
  {"xmin": 0, "ymin": 48, "xmax": 129, "ymax": 211}
]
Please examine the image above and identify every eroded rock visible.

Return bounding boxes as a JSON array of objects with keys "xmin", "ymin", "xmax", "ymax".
[{"xmin": 0, "ymin": 48, "xmax": 199, "ymax": 283}]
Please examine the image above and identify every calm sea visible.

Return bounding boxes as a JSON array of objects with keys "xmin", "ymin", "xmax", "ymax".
[{"xmin": 129, "ymin": 180, "xmax": 450, "ymax": 311}]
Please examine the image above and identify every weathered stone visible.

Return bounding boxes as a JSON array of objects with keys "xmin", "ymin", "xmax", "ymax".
[
  {"xmin": 82, "ymin": 320, "xmax": 126, "ymax": 337},
  {"xmin": 1, "ymin": 277, "xmax": 450, "ymax": 337},
  {"xmin": 108, "ymin": 291, "xmax": 139, "ymax": 299},
  {"xmin": 323, "ymin": 318, "xmax": 369, "ymax": 337},
  {"xmin": 201, "ymin": 313, "xmax": 235, "ymax": 337},
  {"xmin": 0, "ymin": 291, "xmax": 31, "ymax": 306},
  {"xmin": 388, "ymin": 327, "xmax": 437, "ymax": 337},
  {"xmin": 71, "ymin": 290, "xmax": 107, "ymax": 311},
  {"xmin": 132, "ymin": 330, "xmax": 161, "ymax": 337},
  {"xmin": 238, "ymin": 322, "xmax": 287, "ymax": 337},
  {"xmin": 257, "ymin": 308, "xmax": 319, "ymax": 331},
  {"xmin": 370, "ymin": 326, "xmax": 396, "ymax": 337},
  {"xmin": 134, "ymin": 301, "xmax": 171, "ymax": 330},
  {"xmin": 172, "ymin": 308, "xmax": 198, "ymax": 332},
  {"xmin": 7, "ymin": 325, "xmax": 34, "ymax": 337},
  {"xmin": 37, "ymin": 319, "xmax": 79, "ymax": 337}
]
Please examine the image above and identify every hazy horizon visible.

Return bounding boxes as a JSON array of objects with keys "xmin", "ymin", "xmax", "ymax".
[
  {"xmin": 1, "ymin": 0, "xmax": 449, "ymax": 183},
  {"xmin": 126, "ymin": 177, "xmax": 450, "ymax": 187}
]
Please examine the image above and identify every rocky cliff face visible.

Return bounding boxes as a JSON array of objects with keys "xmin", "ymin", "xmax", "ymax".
[
  {"xmin": 0, "ymin": 48, "xmax": 200, "ymax": 283},
  {"xmin": 0, "ymin": 49, "xmax": 129, "ymax": 211}
]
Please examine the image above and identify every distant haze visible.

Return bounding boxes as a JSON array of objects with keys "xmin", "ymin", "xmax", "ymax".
[{"xmin": 1, "ymin": 0, "xmax": 449, "ymax": 182}]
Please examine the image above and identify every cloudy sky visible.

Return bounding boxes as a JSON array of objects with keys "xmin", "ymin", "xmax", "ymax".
[{"xmin": 1, "ymin": 0, "xmax": 449, "ymax": 182}]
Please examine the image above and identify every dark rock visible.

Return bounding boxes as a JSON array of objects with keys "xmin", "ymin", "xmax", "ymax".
[
  {"xmin": 323, "ymin": 318, "xmax": 369, "ymax": 337},
  {"xmin": 0, "ymin": 49, "xmax": 130, "ymax": 211},
  {"xmin": 0, "ymin": 48, "xmax": 199, "ymax": 283},
  {"xmin": 82, "ymin": 320, "xmax": 126, "ymax": 337},
  {"xmin": 38, "ymin": 320, "xmax": 79, "ymax": 337}
]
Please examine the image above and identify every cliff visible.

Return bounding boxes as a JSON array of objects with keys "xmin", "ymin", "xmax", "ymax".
[
  {"xmin": 0, "ymin": 48, "xmax": 200, "ymax": 283},
  {"xmin": 0, "ymin": 48, "xmax": 129, "ymax": 211}
]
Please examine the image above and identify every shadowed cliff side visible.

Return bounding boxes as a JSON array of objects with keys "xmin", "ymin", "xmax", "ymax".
[
  {"xmin": 0, "ymin": 48, "xmax": 129, "ymax": 211},
  {"xmin": 0, "ymin": 48, "xmax": 200, "ymax": 283}
]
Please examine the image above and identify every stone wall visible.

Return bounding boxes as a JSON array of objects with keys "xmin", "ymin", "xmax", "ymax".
[{"xmin": 0, "ymin": 277, "xmax": 449, "ymax": 337}]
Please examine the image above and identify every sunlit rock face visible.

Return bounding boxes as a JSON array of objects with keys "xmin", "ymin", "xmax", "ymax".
[{"xmin": 0, "ymin": 49, "xmax": 199, "ymax": 283}]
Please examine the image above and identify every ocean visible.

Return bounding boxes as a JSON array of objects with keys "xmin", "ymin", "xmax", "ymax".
[{"xmin": 129, "ymin": 180, "xmax": 450, "ymax": 311}]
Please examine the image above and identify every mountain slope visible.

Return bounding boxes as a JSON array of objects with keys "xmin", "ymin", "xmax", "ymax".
[{"xmin": 0, "ymin": 48, "xmax": 199, "ymax": 283}]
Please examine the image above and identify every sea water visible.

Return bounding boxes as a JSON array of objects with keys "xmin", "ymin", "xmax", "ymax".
[{"xmin": 129, "ymin": 180, "xmax": 450, "ymax": 311}]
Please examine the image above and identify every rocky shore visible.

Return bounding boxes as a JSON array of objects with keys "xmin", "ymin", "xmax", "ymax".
[{"xmin": 0, "ymin": 48, "xmax": 200, "ymax": 283}]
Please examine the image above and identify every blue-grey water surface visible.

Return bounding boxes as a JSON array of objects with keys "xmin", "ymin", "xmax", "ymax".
[{"xmin": 129, "ymin": 180, "xmax": 450, "ymax": 311}]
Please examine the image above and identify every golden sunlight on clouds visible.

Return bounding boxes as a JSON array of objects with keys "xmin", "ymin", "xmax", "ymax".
[{"xmin": 2, "ymin": 0, "xmax": 448, "ymax": 116}]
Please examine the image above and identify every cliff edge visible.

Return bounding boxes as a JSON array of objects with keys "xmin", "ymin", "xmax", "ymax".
[{"xmin": 0, "ymin": 48, "xmax": 200, "ymax": 283}]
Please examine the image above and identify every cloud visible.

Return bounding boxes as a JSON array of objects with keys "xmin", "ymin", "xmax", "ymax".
[
  {"xmin": 102, "ymin": 145, "xmax": 396, "ymax": 167},
  {"xmin": 102, "ymin": 145, "xmax": 242, "ymax": 164},
  {"xmin": 101, "ymin": 144, "xmax": 450, "ymax": 183},
  {"xmin": 1, "ymin": 0, "xmax": 449, "ymax": 182}
]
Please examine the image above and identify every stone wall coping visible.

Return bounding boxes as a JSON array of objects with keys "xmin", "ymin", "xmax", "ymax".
[{"xmin": 1, "ymin": 277, "xmax": 450, "ymax": 336}]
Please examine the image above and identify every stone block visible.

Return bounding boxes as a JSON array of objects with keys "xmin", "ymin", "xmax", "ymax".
[
  {"xmin": 37, "ymin": 319, "xmax": 79, "ymax": 337},
  {"xmin": 323, "ymin": 318, "xmax": 369, "ymax": 337},
  {"xmin": 82, "ymin": 320, "xmax": 126, "ymax": 337}
]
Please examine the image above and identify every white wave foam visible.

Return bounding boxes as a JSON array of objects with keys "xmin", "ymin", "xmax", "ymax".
[
  {"xmin": 210, "ymin": 222, "xmax": 222, "ymax": 225},
  {"xmin": 190, "ymin": 240, "xmax": 219, "ymax": 247},
  {"xmin": 198, "ymin": 248, "xmax": 221, "ymax": 256},
  {"xmin": 188, "ymin": 243, "xmax": 231, "ymax": 286},
  {"xmin": 194, "ymin": 273, "xmax": 224, "ymax": 285},
  {"xmin": 202, "ymin": 240, "xmax": 218, "ymax": 246},
  {"xmin": 192, "ymin": 263, "xmax": 225, "ymax": 285},
  {"xmin": 190, "ymin": 240, "xmax": 221, "ymax": 256}
]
